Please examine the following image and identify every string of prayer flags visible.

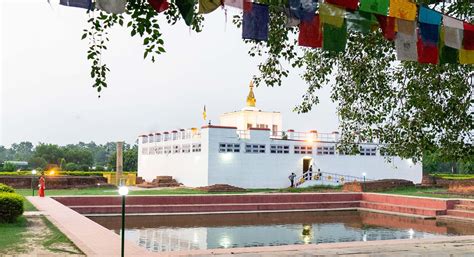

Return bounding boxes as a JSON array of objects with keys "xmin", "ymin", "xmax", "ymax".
[
  {"xmin": 289, "ymin": 0, "xmax": 317, "ymax": 22},
  {"xmin": 298, "ymin": 15, "xmax": 322, "ymax": 48},
  {"xmin": 388, "ymin": 0, "xmax": 416, "ymax": 21},
  {"xmin": 417, "ymin": 34, "xmax": 439, "ymax": 64},
  {"xmin": 323, "ymin": 21, "xmax": 347, "ymax": 53},
  {"xmin": 395, "ymin": 33, "xmax": 417, "ymax": 61},
  {"xmin": 376, "ymin": 15, "xmax": 396, "ymax": 41},
  {"xmin": 199, "ymin": 0, "xmax": 222, "ymax": 14},
  {"xmin": 59, "ymin": 0, "xmax": 92, "ymax": 10},
  {"xmin": 418, "ymin": 6, "xmax": 442, "ymax": 25},
  {"xmin": 176, "ymin": 0, "xmax": 195, "ymax": 26},
  {"xmin": 346, "ymin": 11, "xmax": 377, "ymax": 34},
  {"xmin": 397, "ymin": 19, "xmax": 416, "ymax": 37},
  {"xmin": 284, "ymin": 8, "xmax": 301, "ymax": 27},
  {"xmin": 440, "ymin": 46, "xmax": 459, "ymax": 64},
  {"xmin": 320, "ymin": 3, "xmax": 345, "ymax": 28},
  {"xmin": 463, "ymin": 23, "xmax": 474, "ymax": 50},
  {"xmin": 224, "ymin": 0, "xmax": 243, "ymax": 9},
  {"xmin": 459, "ymin": 48, "xmax": 474, "ymax": 64},
  {"xmin": 242, "ymin": 3, "xmax": 269, "ymax": 41},
  {"xmin": 359, "ymin": 0, "xmax": 389, "ymax": 16},
  {"xmin": 443, "ymin": 16, "xmax": 463, "ymax": 49},
  {"xmin": 148, "ymin": 0, "xmax": 169, "ymax": 13},
  {"xmin": 96, "ymin": 0, "xmax": 126, "ymax": 14},
  {"xmin": 419, "ymin": 22, "xmax": 439, "ymax": 45},
  {"xmin": 325, "ymin": 0, "xmax": 359, "ymax": 11}
]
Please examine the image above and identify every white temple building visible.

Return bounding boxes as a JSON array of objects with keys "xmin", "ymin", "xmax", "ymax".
[{"xmin": 138, "ymin": 82, "xmax": 422, "ymax": 188}]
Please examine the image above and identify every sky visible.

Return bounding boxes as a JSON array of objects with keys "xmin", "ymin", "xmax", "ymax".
[{"xmin": 0, "ymin": 0, "xmax": 339, "ymax": 147}]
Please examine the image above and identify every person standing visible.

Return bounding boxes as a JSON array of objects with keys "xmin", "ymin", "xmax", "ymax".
[
  {"xmin": 289, "ymin": 172, "xmax": 296, "ymax": 188},
  {"xmin": 308, "ymin": 165, "xmax": 313, "ymax": 180},
  {"xmin": 38, "ymin": 175, "xmax": 46, "ymax": 197}
]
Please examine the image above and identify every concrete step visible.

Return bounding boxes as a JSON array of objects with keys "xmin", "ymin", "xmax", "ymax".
[
  {"xmin": 454, "ymin": 204, "xmax": 474, "ymax": 211},
  {"xmin": 437, "ymin": 215, "xmax": 474, "ymax": 223},
  {"xmin": 458, "ymin": 200, "xmax": 474, "ymax": 207},
  {"xmin": 446, "ymin": 209, "xmax": 474, "ymax": 219},
  {"xmin": 360, "ymin": 201, "xmax": 445, "ymax": 216},
  {"xmin": 70, "ymin": 201, "xmax": 360, "ymax": 214},
  {"xmin": 362, "ymin": 193, "xmax": 453, "ymax": 209}
]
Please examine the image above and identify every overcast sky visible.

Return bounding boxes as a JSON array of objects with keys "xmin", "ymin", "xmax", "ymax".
[{"xmin": 0, "ymin": 0, "xmax": 339, "ymax": 147}]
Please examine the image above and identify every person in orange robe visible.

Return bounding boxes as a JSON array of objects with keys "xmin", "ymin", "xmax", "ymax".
[{"xmin": 38, "ymin": 176, "xmax": 46, "ymax": 197}]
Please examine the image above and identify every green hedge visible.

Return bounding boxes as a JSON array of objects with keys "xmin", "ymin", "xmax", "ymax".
[
  {"xmin": 0, "ymin": 171, "xmax": 136, "ymax": 176},
  {"xmin": 0, "ymin": 184, "xmax": 15, "ymax": 193},
  {"xmin": 432, "ymin": 174, "xmax": 474, "ymax": 180},
  {"xmin": 0, "ymin": 193, "xmax": 24, "ymax": 223}
]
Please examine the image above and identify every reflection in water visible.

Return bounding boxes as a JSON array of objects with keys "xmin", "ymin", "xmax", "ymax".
[{"xmin": 89, "ymin": 211, "xmax": 474, "ymax": 252}]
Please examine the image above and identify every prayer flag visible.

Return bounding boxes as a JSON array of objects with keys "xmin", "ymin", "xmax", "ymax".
[
  {"xmin": 96, "ymin": 0, "xmax": 126, "ymax": 14},
  {"xmin": 225, "ymin": 0, "xmax": 243, "ymax": 9},
  {"xmin": 148, "ymin": 0, "xmax": 169, "ymax": 13},
  {"xmin": 418, "ymin": 6, "xmax": 442, "ymax": 25},
  {"xmin": 459, "ymin": 48, "xmax": 474, "ymax": 64},
  {"xmin": 59, "ymin": 0, "xmax": 92, "ymax": 9},
  {"xmin": 376, "ymin": 15, "xmax": 396, "ymax": 40},
  {"xmin": 346, "ymin": 11, "xmax": 378, "ymax": 34},
  {"xmin": 417, "ymin": 35, "xmax": 438, "ymax": 64},
  {"xmin": 176, "ymin": 0, "xmax": 195, "ymax": 26},
  {"xmin": 298, "ymin": 15, "xmax": 322, "ymax": 48},
  {"xmin": 443, "ymin": 16, "xmax": 463, "ymax": 49},
  {"xmin": 323, "ymin": 21, "xmax": 347, "ymax": 53},
  {"xmin": 397, "ymin": 19, "xmax": 416, "ymax": 37},
  {"xmin": 359, "ymin": 0, "xmax": 389, "ymax": 16},
  {"xmin": 463, "ymin": 22, "xmax": 474, "ymax": 50},
  {"xmin": 320, "ymin": 3, "xmax": 345, "ymax": 28},
  {"xmin": 439, "ymin": 45, "xmax": 459, "ymax": 64},
  {"xmin": 242, "ymin": 3, "xmax": 269, "ymax": 41},
  {"xmin": 325, "ymin": 0, "xmax": 359, "ymax": 10},
  {"xmin": 199, "ymin": 0, "xmax": 221, "ymax": 14},
  {"xmin": 203, "ymin": 105, "xmax": 207, "ymax": 121},
  {"xmin": 418, "ymin": 22, "xmax": 439, "ymax": 46},
  {"xmin": 289, "ymin": 0, "xmax": 318, "ymax": 22},
  {"xmin": 388, "ymin": 0, "xmax": 416, "ymax": 21},
  {"xmin": 395, "ymin": 32, "xmax": 417, "ymax": 61}
]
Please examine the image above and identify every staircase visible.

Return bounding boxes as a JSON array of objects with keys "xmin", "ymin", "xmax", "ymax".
[
  {"xmin": 443, "ymin": 200, "xmax": 474, "ymax": 221},
  {"xmin": 295, "ymin": 171, "xmax": 370, "ymax": 188}
]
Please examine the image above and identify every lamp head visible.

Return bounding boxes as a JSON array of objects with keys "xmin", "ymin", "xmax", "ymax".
[
  {"xmin": 32, "ymin": 170, "xmax": 37, "ymax": 175},
  {"xmin": 118, "ymin": 186, "xmax": 129, "ymax": 196},
  {"xmin": 362, "ymin": 172, "xmax": 367, "ymax": 177}
]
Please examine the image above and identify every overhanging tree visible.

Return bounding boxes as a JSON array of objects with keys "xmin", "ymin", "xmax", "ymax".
[{"xmin": 82, "ymin": 0, "xmax": 473, "ymax": 162}]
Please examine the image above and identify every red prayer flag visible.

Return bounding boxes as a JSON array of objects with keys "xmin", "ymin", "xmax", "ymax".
[
  {"xmin": 463, "ymin": 22, "xmax": 474, "ymax": 50},
  {"xmin": 376, "ymin": 15, "xmax": 395, "ymax": 41},
  {"xmin": 326, "ymin": 0, "xmax": 359, "ymax": 10},
  {"xmin": 298, "ymin": 15, "xmax": 322, "ymax": 48},
  {"xmin": 148, "ymin": 0, "xmax": 169, "ymax": 12},
  {"xmin": 417, "ymin": 35, "xmax": 438, "ymax": 64}
]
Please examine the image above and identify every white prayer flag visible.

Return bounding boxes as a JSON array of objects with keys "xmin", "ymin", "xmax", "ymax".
[
  {"xmin": 96, "ymin": 0, "xmax": 127, "ymax": 14},
  {"xmin": 443, "ymin": 15, "xmax": 463, "ymax": 49},
  {"xmin": 395, "ymin": 32, "xmax": 418, "ymax": 61}
]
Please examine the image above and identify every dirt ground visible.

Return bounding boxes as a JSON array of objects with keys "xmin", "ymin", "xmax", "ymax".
[{"xmin": 1, "ymin": 215, "xmax": 84, "ymax": 257}]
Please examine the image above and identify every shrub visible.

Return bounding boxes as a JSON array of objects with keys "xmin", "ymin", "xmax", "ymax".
[
  {"xmin": 0, "ymin": 183, "xmax": 15, "ymax": 193},
  {"xmin": 94, "ymin": 165, "xmax": 105, "ymax": 171},
  {"xmin": 0, "ymin": 193, "xmax": 24, "ymax": 223},
  {"xmin": 64, "ymin": 163, "xmax": 78, "ymax": 171},
  {"xmin": 2, "ymin": 162, "xmax": 17, "ymax": 172},
  {"xmin": 78, "ymin": 165, "xmax": 89, "ymax": 171}
]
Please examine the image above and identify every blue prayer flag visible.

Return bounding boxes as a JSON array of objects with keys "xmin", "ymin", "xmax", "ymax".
[
  {"xmin": 242, "ymin": 3, "xmax": 269, "ymax": 41},
  {"xmin": 418, "ymin": 22, "xmax": 439, "ymax": 46},
  {"xmin": 289, "ymin": 0, "xmax": 317, "ymax": 21},
  {"xmin": 59, "ymin": 0, "xmax": 92, "ymax": 9},
  {"xmin": 418, "ymin": 6, "xmax": 442, "ymax": 25}
]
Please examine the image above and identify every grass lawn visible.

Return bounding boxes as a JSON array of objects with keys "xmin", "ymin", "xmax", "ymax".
[
  {"xmin": 0, "ymin": 216, "xmax": 28, "ymax": 252},
  {"xmin": 383, "ymin": 186, "xmax": 474, "ymax": 199},
  {"xmin": 41, "ymin": 216, "xmax": 82, "ymax": 254}
]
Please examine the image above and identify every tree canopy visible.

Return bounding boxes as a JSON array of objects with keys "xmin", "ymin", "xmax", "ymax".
[{"xmin": 81, "ymin": 0, "xmax": 473, "ymax": 162}]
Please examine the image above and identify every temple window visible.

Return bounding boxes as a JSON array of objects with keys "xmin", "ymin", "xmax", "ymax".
[
  {"xmin": 164, "ymin": 146, "xmax": 172, "ymax": 154},
  {"xmin": 156, "ymin": 134, "xmax": 161, "ymax": 142},
  {"xmin": 182, "ymin": 144, "xmax": 191, "ymax": 153},
  {"xmin": 219, "ymin": 143, "xmax": 240, "ymax": 153},
  {"xmin": 360, "ymin": 146, "xmax": 377, "ymax": 156},
  {"xmin": 294, "ymin": 145, "xmax": 312, "ymax": 154},
  {"xmin": 192, "ymin": 143, "xmax": 202, "ymax": 152},
  {"xmin": 173, "ymin": 145, "xmax": 180, "ymax": 153},
  {"xmin": 245, "ymin": 144, "xmax": 266, "ymax": 153},
  {"xmin": 149, "ymin": 135, "xmax": 154, "ymax": 143},
  {"xmin": 270, "ymin": 145, "xmax": 289, "ymax": 154},
  {"xmin": 142, "ymin": 136, "xmax": 148, "ymax": 144},
  {"xmin": 157, "ymin": 147, "xmax": 163, "ymax": 155}
]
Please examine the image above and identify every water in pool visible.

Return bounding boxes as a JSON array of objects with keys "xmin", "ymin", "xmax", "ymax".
[{"xmin": 89, "ymin": 211, "xmax": 474, "ymax": 252}]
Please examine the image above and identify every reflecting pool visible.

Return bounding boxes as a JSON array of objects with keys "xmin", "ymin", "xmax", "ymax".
[{"xmin": 89, "ymin": 211, "xmax": 474, "ymax": 252}]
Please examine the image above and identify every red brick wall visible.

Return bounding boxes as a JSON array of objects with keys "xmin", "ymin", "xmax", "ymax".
[{"xmin": 0, "ymin": 176, "xmax": 109, "ymax": 189}]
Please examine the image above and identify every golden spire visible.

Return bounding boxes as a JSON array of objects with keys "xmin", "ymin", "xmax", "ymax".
[{"xmin": 246, "ymin": 80, "xmax": 256, "ymax": 107}]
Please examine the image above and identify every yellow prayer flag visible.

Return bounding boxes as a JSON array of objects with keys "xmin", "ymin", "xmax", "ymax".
[
  {"xmin": 389, "ymin": 0, "xmax": 417, "ymax": 21},
  {"xmin": 459, "ymin": 49, "xmax": 474, "ymax": 64},
  {"xmin": 203, "ymin": 105, "xmax": 207, "ymax": 121},
  {"xmin": 320, "ymin": 3, "xmax": 345, "ymax": 28}
]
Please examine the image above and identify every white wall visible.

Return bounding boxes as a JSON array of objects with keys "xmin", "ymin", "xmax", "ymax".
[{"xmin": 220, "ymin": 109, "xmax": 282, "ymax": 132}]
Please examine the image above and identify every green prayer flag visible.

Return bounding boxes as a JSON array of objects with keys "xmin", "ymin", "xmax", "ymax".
[
  {"xmin": 176, "ymin": 0, "xmax": 195, "ymax": 26},
  {"xmin": 346, "ymin": 11, "xmax": 378, "ymax": 34},
  {"xmin": 323, "ymin": 21, "xmax": 347, "ymax": 53},
  {"xmin": 199, "ymin": 0, "xmax": 220, "ymax": 14},
  {"xmin": 359, "ymin": 0, "xmax": 389, "ymax": 15},
  {"xmin": 440, "ymin": 45, "xmax": 459, "ymax": 64}
]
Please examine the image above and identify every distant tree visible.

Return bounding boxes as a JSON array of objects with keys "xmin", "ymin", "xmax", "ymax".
[
  {"xmin": 0, "ymin": 146, "xmax": 14, "ymax": 163},
  {"xmin": 63, "ymin": 148, "xmax": 94, "ymax": 167},
  {"xmin": 94, "ymin": 165, "xmax": 105, "ymax": 171},
  {"xmin": 29, "ymin": 157, "xmax": 48, "ymax": 170},
  {"xmin": 34, "ymin": 144, "xmax": 64, "ymax": 165},
  {"xmin": 11, "ymin": 141, "xmax": 34, "ymax": 161},
  {"xmin": 108, "ymin": 145, "xmax": 138, "ymax": 172},
  {"xmin": 78, "ymin": 164, "xmax": 90, "ymax": 171}
]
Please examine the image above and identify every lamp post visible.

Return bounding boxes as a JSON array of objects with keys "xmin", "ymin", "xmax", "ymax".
[
  {"xmin": 118, "ymin": 186, "xmax": 129, "ymax": 257},
  {"xmin": 31, "ymin": 170, "xmax": 37, "ymax": 196},
  {"xmin": 362, "ymin": 172, "xmax": 367, "ymax": 191}
]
